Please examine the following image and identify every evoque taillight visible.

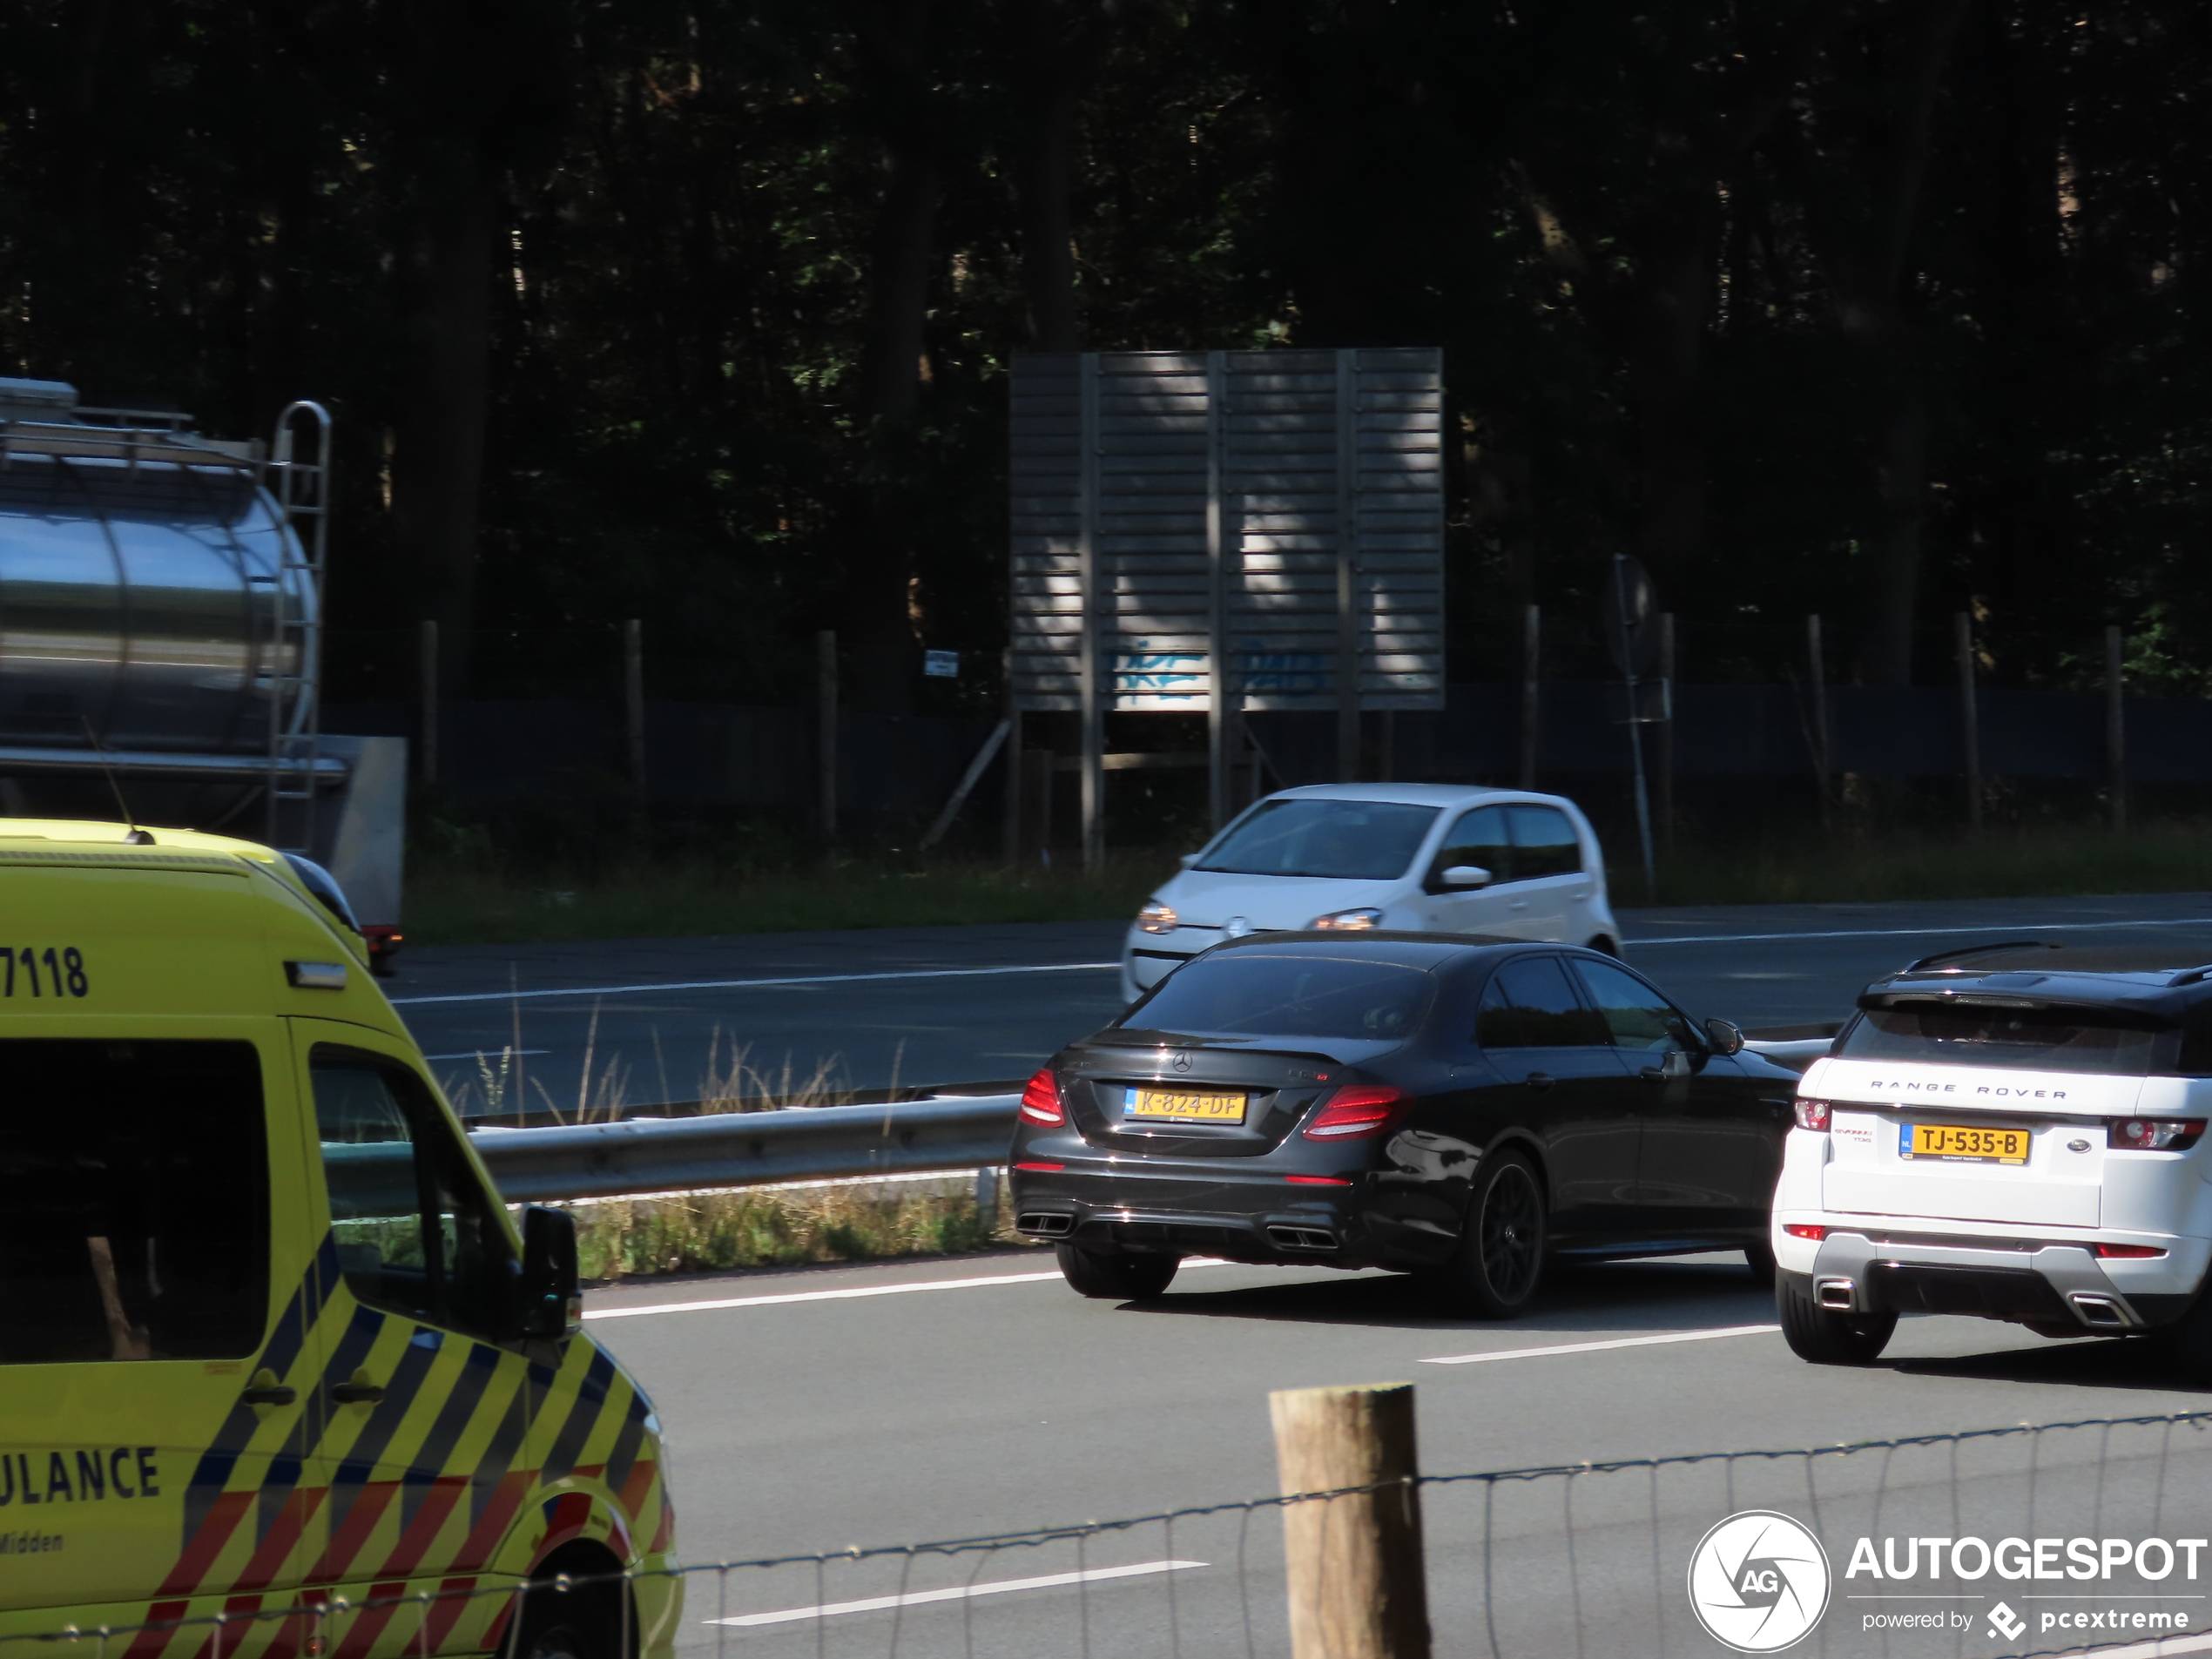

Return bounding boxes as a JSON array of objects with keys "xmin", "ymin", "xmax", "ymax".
[
  {"xmin": 1019, "ymin": 1069, "xmax": 1067, "ymax": 1126},
  {"xmin": 2108, "ymin": 1117, "xmax": 2206, "ymax": 1151},
  {"xmin": 1794, "ymin": 1098, "xmax": 1832, "ymax": 1132}
]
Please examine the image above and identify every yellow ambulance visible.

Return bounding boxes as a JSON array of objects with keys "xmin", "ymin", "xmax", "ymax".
[{"xmin": 0, "ymin": 822, "xmax": 678, "ymax": 1659}]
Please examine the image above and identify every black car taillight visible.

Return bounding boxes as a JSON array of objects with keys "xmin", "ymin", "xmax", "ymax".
[
  {"xmin": 1301, "ymin": 1085, "xmax": 1411, "ymax": 1141},
  {"xmin": 1019, "ymin": 1069, "xmax": 1067, "ymax": 1126}
]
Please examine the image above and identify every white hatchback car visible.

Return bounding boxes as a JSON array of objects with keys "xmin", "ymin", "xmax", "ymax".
[{"xmin": 1120, "ymin": 784, "xmax": 1622, "ymax": 1004}]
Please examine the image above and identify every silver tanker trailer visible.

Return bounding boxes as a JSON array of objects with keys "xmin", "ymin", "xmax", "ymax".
[{"xmin": 0, "ymin": 377, "xmax": 402, "ymax": 949}]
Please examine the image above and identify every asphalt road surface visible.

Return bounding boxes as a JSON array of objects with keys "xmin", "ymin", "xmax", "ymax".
[
  {"xmin": 394, "ymin": 891, "xmax": 2212, "ymax": 1114},
  {"xmin": 597, "ymin": 1250, "xmax": 2212, "ymax": 1658}
]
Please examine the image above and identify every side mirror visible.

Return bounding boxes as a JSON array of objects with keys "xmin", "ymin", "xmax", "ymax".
[
  {"xmin": 1178, "ymin": 853, "xmax": 1200, "ymax": 868},
  {"xmin": 1440, "ymin": 865, "xmax": 1491, "ymax": 889},
  {"xmin": 518, "ymin": 1205, "xmax": 581, "ymax": 1339},
  {"xmin": 1703, "ymin": 1017, "xmax": 1746, "ymax": 1057}
]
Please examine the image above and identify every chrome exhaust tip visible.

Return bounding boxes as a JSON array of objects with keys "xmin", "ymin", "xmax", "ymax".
[
  {"xmin": 2067, "ymin": 1291, "xmax": 2134, "ymax": 1329},
  {"xmin": 1815, "ymin": 1277, "xmax": 1858, "ymax": 1312},
  {"xmin": 1267, "ymin": 1225, "xmax": 1339, "ymax": 1251},
  {"xmin": 1017, "ymin": 1211, "xmax": 1075, "ymax": 1237}
]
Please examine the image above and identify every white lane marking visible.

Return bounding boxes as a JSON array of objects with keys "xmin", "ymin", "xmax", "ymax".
[
  {"xmin": 709, "ymin": 1560, "xmax": 1207, "ymax": 1628},
  {"xmin": 585, "ymin": 1258, "xmax": 1234, "ymax": 1320},
  {"xmin": 391, "ymin": 961, "xmax": 1118, "ymax": 1006},
  {"xmin": 1632, "ymin": 916, "xmax": 2212, "ymax": 948},
  {"xmin": 1421, "ymin": 1323, "xmax": 1780, "ymax": 1366}
]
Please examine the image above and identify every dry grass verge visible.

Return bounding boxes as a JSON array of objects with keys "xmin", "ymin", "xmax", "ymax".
[{"xmin": 567, "ymin": 1177, "xmax": 1035, "ymax": 1283}]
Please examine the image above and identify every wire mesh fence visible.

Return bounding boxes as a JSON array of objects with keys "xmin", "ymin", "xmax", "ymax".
[{"xmin": 8, "ymin": 1409, "xmax": 2212, "ymax": 1659}]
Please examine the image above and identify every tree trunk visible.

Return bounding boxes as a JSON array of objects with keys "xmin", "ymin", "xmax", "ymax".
[
  {"xmin": 845, "ymin": 0, "xmax": 946, "ymax": 714},
  {"xmin": 1015, "ymin": 0, "xmax": 1117, "ymax": 352},
  {"xmin": 1815, "ymin": 0, "xmax": 1970, "ymax": 686},
  {"xmin": 390, "ymin": 136, "xmax": 496, "ymax": 696},
  {"xmin": 1628, "ymin": 203, "xmax": 1719, "ymax": 582}
]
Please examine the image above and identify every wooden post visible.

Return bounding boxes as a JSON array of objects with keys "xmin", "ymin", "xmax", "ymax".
[
  {"xmin": 816, "ymin": 630, "xmax": 838, "ymax": 839},
  {"xmin": 1807, "ymin": 613, "xmax": 1831, "ymax": 832},
  {"xmin": 1335, "ymin": 348, "xmax": 1363, "ymax": 786},
  {"xmin": 1954, "ymin": 611, "xmax": 1981, "ymax": 834},
  {"xmin": 1655, "ymin": 612, "xmax": 1675, "ymax": 850},
  {"xmin": 1518, "ymin": 603, "xmax": 1540, "ymax": 790},
  {"xmin": 1078, "ymin": 354, "xmax": 1104, "ymax": 872},
  {"xmin": 1205, "ymin": 348, "xmax": 1234, "ymax": 832},
  {"xmin": 623, "ymin": 618, "xmax": 647, "ymax": 805},
  {"xmin": 2107, "ymin": 624, "xmax": 2127, "ymax": 834},
  {"xmin": 417, "ymin": 618, "xmax": 439, "ymax": 785},
  {"xmin": 1002, "ymin": 671, "xmax": 1023, "ymax": 864},
  {"xmin": 1271, "ymin": 1382, "xmax": 1431, "ymax": 1659}
]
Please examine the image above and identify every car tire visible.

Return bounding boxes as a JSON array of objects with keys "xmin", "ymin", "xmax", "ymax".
[
  {"xmin": 1430, "ymin": 1150, "xmax": 1547, "ymax": 1318},
  {"xmin": 1055, "ymin": 1244, "xmax": 1179, "ymax": 1300},
  {"xmin": 1744, "ymin": 1241, "xmax": 1777, "ymax": 1289},
  {"xmin": 1777, "ymin": 1278, "xmax": 1897, "ymax": 1366},
  {"xmin": 506, "ymin": 1565, "xmax": 624, "ymax": 1659},
  {"xmin": 2158, "ymin": 1286, "xmax": 2212, "ymax": 1382}
]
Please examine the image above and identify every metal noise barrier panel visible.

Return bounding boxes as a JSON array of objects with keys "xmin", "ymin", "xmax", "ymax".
[
  {"xmin": 15, "ymin": 1409, "xmax": 2212, "ymax": 1659},
  {"xmin": 466, "ymin": 1095, "xmax": 1021, "ymax": 1204}
]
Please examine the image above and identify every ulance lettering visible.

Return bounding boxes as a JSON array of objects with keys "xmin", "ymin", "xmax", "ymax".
[{"xmin": 0, "ymin": 1448, "xmax": 158, "ymax": 1505}]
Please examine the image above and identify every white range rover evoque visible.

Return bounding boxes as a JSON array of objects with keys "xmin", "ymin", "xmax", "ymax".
[{"xmin": 1774, "ymin": 942, "xmax": 2212, "ymax": 1375}]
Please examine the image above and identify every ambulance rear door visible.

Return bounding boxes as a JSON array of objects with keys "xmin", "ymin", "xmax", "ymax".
[{"xmin": 0, "ymin": 1024, "xmax": 327, "ymax": 1618}]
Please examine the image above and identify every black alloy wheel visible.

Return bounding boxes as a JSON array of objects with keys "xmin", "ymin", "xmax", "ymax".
[
  {"xmin": 1055, "ymin": 1244, "xmax": 1180, "ymax": 1300},
  {"xmin": 1777, "ymin": 1278, "xmax": 1898, "ymax": 1366},
  {"xmin": 1431, "ymin": 1149, "xmax": 1547, "ymax": 1318}
]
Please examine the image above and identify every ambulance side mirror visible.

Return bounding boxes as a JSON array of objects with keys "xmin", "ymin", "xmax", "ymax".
[{"xmin": 518, "ymin": 1205, "xmax": 582, "ymax": 1339}]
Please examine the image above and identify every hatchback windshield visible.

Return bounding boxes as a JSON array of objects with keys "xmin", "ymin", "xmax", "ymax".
[
  {"xmin": 1839, "ymin": 1002, "xmax": 2165, "ymax": 1076},
  {"xmin": 1125, "ymin": 954, "xmax": 1433, "ymax": 1041},
  {"xmin": 1195, "ymin": 799, "xmax": 1440, "ymax": 880}
]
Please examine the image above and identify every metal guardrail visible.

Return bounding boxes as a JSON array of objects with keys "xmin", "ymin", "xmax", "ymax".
[
  {"xmin": 466, "ymin": 1094, "xmax": 1022, "ymax": 1204},
  {"xmin": 462, "ymin": 1042, "xmax": 1828, "ymax": 1203}
]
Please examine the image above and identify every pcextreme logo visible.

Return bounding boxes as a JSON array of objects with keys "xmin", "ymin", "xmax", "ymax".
[{"xmin": 1688, "ymin": 1510, "xmax": 1832, "ymax": 1653}]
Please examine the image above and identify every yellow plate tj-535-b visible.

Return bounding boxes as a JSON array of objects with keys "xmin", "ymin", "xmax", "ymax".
[
  {"xmin": 1127, "ymin": 1087, "xmax": 1247, "ymax": 1123},
  {"xmin": 1902, "ymin": 1122, "xmax": 2030, "ymax": 1164}
]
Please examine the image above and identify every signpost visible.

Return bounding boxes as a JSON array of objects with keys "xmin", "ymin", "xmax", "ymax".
[
  {"xmin": 1009, "ymin": 348, "xmax": 1445, "ymax": 867},
  {"xmin": 1604, "ymin": 553, "xmax": 1664, "ymax": 901}
]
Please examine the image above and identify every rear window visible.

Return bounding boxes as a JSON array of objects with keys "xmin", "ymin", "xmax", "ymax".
[
  {"xmin": 1125, "ymin": 954, "xmax": 1434, "ymax": 1042},
  {"xmin": 1195, "ymin": 799, "xmax": 1440, "ymax": 880},
  {"xmin": 1839, "ymin": 1002, "xmax": 2165, "ymax": 1076}
]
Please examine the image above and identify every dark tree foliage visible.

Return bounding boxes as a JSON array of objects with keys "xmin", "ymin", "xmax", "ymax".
[{"xmin": 0, "ymin": 0, "xmax": 2203, "ymax": 708}]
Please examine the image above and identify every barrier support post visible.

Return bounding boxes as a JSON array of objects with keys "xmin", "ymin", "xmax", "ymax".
[
  {"xmin": 1271, "ymin": 1382, "xmax": 1431, "ymax": 1659},
  {"xmin": 2107, "ymin": 624, "xmax": 2127, "ymax": 834},
  {"xmin": 1955, "ymin": 611, "xmax": 1982, "ymax": 834}
]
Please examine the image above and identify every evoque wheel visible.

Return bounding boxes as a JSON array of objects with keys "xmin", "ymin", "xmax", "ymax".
[
  {"xmin": 1055, "ymin": 1244, "xmax": 1180, "ymax": 1300},
  {"xmin": 1431, "ymin": 1150, "xmax": 1547, "ymax": 1318}
]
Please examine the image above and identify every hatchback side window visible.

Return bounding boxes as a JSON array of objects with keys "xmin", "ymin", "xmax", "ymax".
[
  {"xmin": 1571, "ymin": 961, "xmax": 1696, "ymax": 1052},
  {"xmin": 1507, "ymin": 806, "xmax": 1582, "ymax": 879},
  {"xmin": 311, "ymin": 1048, "xmax": 514, "ymax": 1338},
  {"xmin": 1476, "ymin": 956, "xmax": 1610, "ymax": 1048},
  {"xmin": 0, "ymin": 1039, "xmax": 269, "ymax": 1365},
  {"xmin": 1427, "ymin": 806, "xmax": 1513, "ymax": 890}
]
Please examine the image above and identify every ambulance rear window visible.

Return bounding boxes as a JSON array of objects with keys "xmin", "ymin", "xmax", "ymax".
[{"xmin": 0, "ymin": 1039, "xmax": 269, "ymax": 1364}]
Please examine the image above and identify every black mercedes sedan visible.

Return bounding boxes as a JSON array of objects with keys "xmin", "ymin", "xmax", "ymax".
[{"xmin": 1009, "ymin": 932, "xmax": 1802, "ymax": 1314}]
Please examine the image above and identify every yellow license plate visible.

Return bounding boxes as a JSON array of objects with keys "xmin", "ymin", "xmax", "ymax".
[
  {"xmin": 1903, "ymin": 1123, "xmax": 2030, "ymax": 1164},
  {"xmin": 1127, "ymin": 1088, "xmax": 1247, "ymax": 1123}
]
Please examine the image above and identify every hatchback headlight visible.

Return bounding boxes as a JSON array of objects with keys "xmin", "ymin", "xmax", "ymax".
[
  {"xmin": 1310, "ymin": 907, "xmax": 1384, "ymax": 931},
  {"xmin": 1137, "ymin": 900, "xmax": 1177, "ymax": 934}
]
